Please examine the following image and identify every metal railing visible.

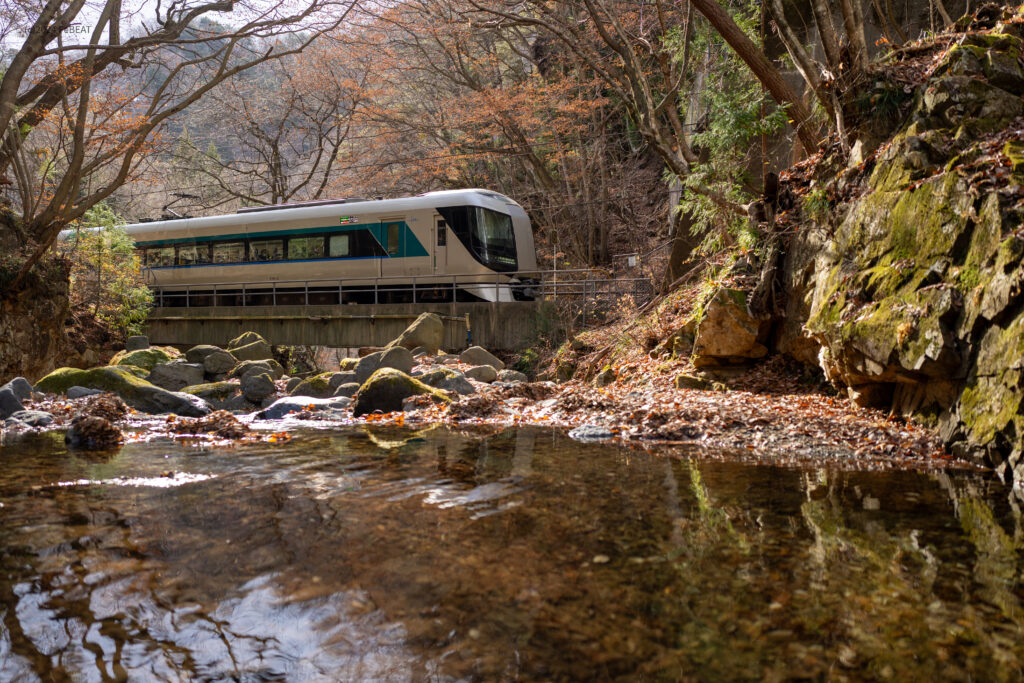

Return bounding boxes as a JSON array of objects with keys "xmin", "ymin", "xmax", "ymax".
[{"xmin": 148, "ymin": 269, "xmax": 654, "ymax": 311}]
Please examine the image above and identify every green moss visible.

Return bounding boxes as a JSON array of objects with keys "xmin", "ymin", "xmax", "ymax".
[
  {"xmin": 339, "ymin": 358, "xmax": 358, "ymax": 371},
  {"xmin": 109, "ymin": 346, "xmax": 178, "ymax": 372},
  {"xmin": 34, "ymin": 367, "xmax": 88, "ymax": 393},
  {"xmin": 36, "ymin": 365, "xmax": 158, "ymax": 396}
]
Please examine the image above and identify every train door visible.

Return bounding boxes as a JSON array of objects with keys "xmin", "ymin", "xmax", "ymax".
[
  {"xmin": 433, "ymin": 215, "xmax": 447, "ymax": 275},
  {"xmin": 378, "ymin": 218, "xmax": 405, "ymax": 280}
]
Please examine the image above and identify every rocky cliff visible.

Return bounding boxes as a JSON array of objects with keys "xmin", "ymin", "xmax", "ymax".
[{"xmin": 776, "ymin": 14, "xmax": 1024, "ymax": 480}]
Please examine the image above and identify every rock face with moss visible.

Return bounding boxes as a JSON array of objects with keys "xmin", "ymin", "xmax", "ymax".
[
  {"xmin": 351, "ymin": 368, "xmax": 451, "ymax": 416},
  {"xmin": 779, "ymin": 25, "xmax": 1024, "ymax": 477},
  {"xmin": 35, "ymin": 366, "xmax": 210, "ymax": 416}
]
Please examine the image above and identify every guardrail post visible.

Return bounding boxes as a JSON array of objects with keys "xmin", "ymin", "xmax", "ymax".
[
  {"xmin": 186, "ymin": 285, "xmax": 190, "ymax": 309},
  {"xmin": 272, "ymin": 282, "xmax": 276, "ymax": 307},
  {"xmin": 305, "ymin": 281, "xmax": 309, "ymax": 306}
]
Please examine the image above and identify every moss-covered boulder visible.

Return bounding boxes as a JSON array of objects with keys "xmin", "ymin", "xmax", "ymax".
[
  {"xmin": 35, "ymin": 366, "xmax": 210, "ymax": 416},
  {"xmin": 351, "ymin": 368, "xmax": 451, "ymax": 416},
  {"xmin": 109, "ymin": 346, "xmax": 180, "ymax": 372},
  {"xmin": 289, "ymin": 372, "xmax": 336, "ymax": 399},
  {"xmin": 338, "ymin": 358, "xmax": 358, "ymax": 371},
  {"xmin": 227, "ymin": 331, "xmax": 267, "ymax": 348}
]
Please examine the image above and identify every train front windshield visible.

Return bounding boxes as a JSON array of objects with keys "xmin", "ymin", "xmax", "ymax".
[{"xmin": 439, "ymin": 205, "xmax": 518, "ymax": 272}]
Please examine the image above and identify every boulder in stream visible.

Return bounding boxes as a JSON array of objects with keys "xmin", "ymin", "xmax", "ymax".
[
  {"xmin": 352, "ymin": 368, "xmax": 451, "ymax": 416},
  {"xmin": 386, "ymin": 312, "xmax": 444, "ymax": 354},
  {"xmin": 35, "ymin": 366, "xmax": 211, "ymax": 417}
]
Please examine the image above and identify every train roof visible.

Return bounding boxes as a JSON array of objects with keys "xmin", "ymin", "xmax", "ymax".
[{"xmin": 117, "ymin": 189, "xmax": 523, "ymax": 239}]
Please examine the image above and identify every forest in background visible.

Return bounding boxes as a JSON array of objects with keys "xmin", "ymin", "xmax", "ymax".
[{"xmin": 0, "ymin": 0, "xmax": 962, "ymax": 291}]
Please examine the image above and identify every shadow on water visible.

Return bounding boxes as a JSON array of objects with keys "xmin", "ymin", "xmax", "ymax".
[{"xmin": 1, "ymin": 425, "xmax": 1023, "ymax": 680}]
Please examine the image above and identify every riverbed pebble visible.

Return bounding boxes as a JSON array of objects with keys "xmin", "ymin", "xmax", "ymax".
[
  {"xmin": 67, "ymin": 386, "xmax": 104, "ymax": 399},
  {"xmin": 568, "ymin": 424, "xmax": 615, "ymax": 441}
]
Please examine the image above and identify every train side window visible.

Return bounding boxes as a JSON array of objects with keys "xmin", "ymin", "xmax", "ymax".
[
  {"xmin": 178, "ymin": 243, "xmax": 211, "ymax": 266},
  {"xmin": 213, "ymin": 241, "xmax": 245, "ymax": 264},
  {"xmin": 329, "ymin": 234, "xmax": 350, "ymax": 257},
  {"xmin": 288, "ymin": 237, "xmax": 309, "ymax": 260},
  {"xmin": 436, "ymin": 219, "xmax": 447, "ymax": 246},
  {"xmin": 147, "ymin": 246, "xmax": 175, "ymax": 267},
  {"xmin": 251, "ymin": 239, "xmax": 283, "ymax": 262},
  {"xmin": 307, "ymin": 236, "xmax": 325, "ymax": 258},
  {"xmin": 387, "ymin": 223, "xmax": 400, "ymax": 256}
]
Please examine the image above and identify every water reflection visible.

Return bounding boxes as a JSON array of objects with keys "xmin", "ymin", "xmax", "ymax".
[{"xmin": 0, "ymin": 426, "xmax": 1022, "ymax": 680}]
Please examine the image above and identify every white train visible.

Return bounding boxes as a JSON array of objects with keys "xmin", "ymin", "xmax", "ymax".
[{"xmin": 123, "ymin": 189, "xmax": 539, "ymax": 306}]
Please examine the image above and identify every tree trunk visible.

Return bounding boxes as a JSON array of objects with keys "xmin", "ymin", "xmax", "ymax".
[{"xmin": 687, "ymin": 0, "xmax": 820, "ymax": 156}]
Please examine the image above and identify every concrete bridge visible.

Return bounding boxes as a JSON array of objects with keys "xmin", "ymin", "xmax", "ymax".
[{"xmin": 144, "ymin": 302, "xmax": 544, "ymax": 351}]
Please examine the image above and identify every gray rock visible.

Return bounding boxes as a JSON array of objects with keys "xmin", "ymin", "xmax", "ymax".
[
  {"xmin": 285, "ymin": 377, "xmax": 303, "ymax": 393},
  {"xmin": 148, "ymin": 362, "xmax": 205, "ymax": 392},
  {"xmin": 257, "ymin": 396, "xmax": 353, "ymax": 420},
  {"xmin": 568, "ymin": 424, "xmax": 615, "ymax": 441},
  {"xmin": 355, "ymin": 347, "xmax": 415, "ymax": 384},
  {"xmin": 203, "ymin": 350, "xmax": 237, "ymax": 376},
  {"xmin": 459, "ymin": 346, "xmax": 505, "ymax": 370},
  {"xmin": 125, "ymin": 335, "xmax": 150, "ymax": 351},
  {"xmin": 465, "ymin": 365, "xmax": 498, "ymax": 383},
  {"xmin": 7, "ymin": 410, "xmax": 54, "ymax": 427},
  {"xmin": 1, "ymin": 377, "xmax": 33, "ymax": 401},
  {"xmin": 329, "ymin": 371, "xmax": 358, "ymax": 388},
  {"xmin": 332, "ymin": 382, "xmax": 361, "ymax": 398},
  {"xmin": 418, "ymin": 367, "xmax": 476, "ymax": 395},
  {"xmin": 229, "ymin": 339, "xmax": 273, "ymax": 362},
  {"xmin": 227, "ymin": 331, "xmax": 267, "ymax": 349},
  {"xmin": 67, "ymin": 386, "xmax": 104, "ymax": 399},
  {"xmin": 380, "ymin": 346, "xmax": 414, "ymax": 374},
  {"xmin": 497, "ymin": 369, "xmax": 528, "ymax": 383},
  {"xmin": 185, "ymin": 344, "xmax": 224, "ymax": 364},
  {"xmin": 242, "ymin": 372, "xmax": 276, "ymax": 403},
  {"xmin": 354, "ymin": 351, "xmax": 384, "ymax": 384},
  {"xmin": 386, "ymin": 312, "xmax": 444, "ymax": 354},
  {"xmin": 0, "ymin": 388, "xmax": 23, "ymax": 419},
  {"xmin": 411, "ymin": 346, "xmax": 429, "ymax": 358},
  {"xmin": 230, "ymin": 359, "xmax": 284, "ymax": 380}
]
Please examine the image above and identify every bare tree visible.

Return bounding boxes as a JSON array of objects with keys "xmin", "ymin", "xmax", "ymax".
[
  {"xmin": 0, "ymin": 0, "xmax": 360, "ymax": 293},
  {"xmin": 174, "ymin": 48, "xmax": 369, "ymax": 208}
]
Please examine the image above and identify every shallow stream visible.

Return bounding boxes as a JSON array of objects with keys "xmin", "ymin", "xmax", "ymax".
[{"xmin": 1, "ymin": 425, "xmax": 1023, "ymax": 680}]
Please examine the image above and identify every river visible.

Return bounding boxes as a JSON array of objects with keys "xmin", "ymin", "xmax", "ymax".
[{"xmin": 1, "ymin": 425, "xmax": 1021, "ymax": 680}]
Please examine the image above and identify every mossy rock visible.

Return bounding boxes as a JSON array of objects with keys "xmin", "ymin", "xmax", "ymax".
[
  {"xmin": 227, "ymin": 331, "xmax": 268, "ymax": 349},
  {"xmin": 289, "ymin": 372, "xmax": 335, "ymax": 399},
  {"xmin": 109, "ymin": 346, "xmax": 180, "ymax": 372},
  {"xmin": 229, "ymin": 359, "xmax": 284, "ymax": 380},
  {"xmin": 35, "ymin": 366, "xmax": 210, "ymax": 416},
  {"xmin": 352, "ymin": 368, "xmax": 450, "ymax": 416},
  {"xmin": 339, "ymin": 358, "xmax": 358, "ymax": 371}
]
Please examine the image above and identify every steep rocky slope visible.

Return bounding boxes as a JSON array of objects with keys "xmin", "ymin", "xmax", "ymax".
[{"xmin": 776, "ymin": 14, "xmax": 1024, "ymax": 479}]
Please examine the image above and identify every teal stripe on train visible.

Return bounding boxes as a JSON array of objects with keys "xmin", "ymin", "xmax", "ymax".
[{"xmin": 135, "ymin": 222, "xmax": 429, "ymax": 258}]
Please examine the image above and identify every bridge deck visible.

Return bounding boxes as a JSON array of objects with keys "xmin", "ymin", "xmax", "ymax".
[{"xmin": 145, "ymin": 302, "xmax": 543, "ymax": 351}]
